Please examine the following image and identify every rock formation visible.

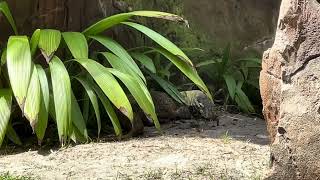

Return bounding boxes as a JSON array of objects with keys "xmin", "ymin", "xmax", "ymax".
[{"xmin": 260, "ymin": 0, "xmax": 320, "ymax": 179}]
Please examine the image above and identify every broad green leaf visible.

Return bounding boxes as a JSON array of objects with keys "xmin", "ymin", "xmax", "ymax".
[
  {"xmin": 70, "ymin": 91, "xmax": 88, "ymax": 140},
  {"xmin": 48, "ymin": 95, "xmax": 56, "ymax": 120},
  {"xmin": 196, "ymin": 59, "xmax": 221, "ymax": 68},
  {"xmin": 75, "ymin": 77, "xmax": 101, "ymax": 136},
  {"xmin": 91, "ymin": 36, "xmax": 145, "ymax": 82},
  {"xmin": 223, "ymin": 74, "xmax": 237, "ymax": 100},
  {"xmin": 1, "ymin": 48, "xmax": 6, "ymax": 66},
  {"xmin": 89, "ymin": 79, "xmax": 122, "ymax": 136},
  {"xmin": 35, "ymin": 65, "xmax": 49, "ymax": 144},
  {"xmin": 235, "ymin": 85, "xmax": 255, "ymax": 113},
  {"xmin": 62, "ymin": 32, "xmax": 88, "ymax": 58},
  {"xmin": 0, "ymin": 1, "xmax": 18, "ymax": 35},
  {"xmin": 82, "ymin": 94, "xmax": 90, "ymax": 123},
  {"xmin": 0, "ymin": 48, "xmax": 6, "ymax": 75},
  {"xmin": 108, "ymin": 68, "xmax": 160, "ymax": 130},
  {"xmin": 149, "ymin": 48, "xmax": 212, "ymax": 100},
  {"xmin": 7, "ymin": 36, "xmax": 32, "ymax": 108},
  {"xmin": 39, "ymin": 29, "xmax": 61, "ymax": 62},
  {"xmin": 30, "ymin": 29, "xmax": 40, "ymax": 57},
  {"xmin": 70, "ymin": 123, "xmax": 87, "ymax": 143},
  {"xmin": 0, "ymin": 89, "xmax": 12, "ymax": 146},
  {"xmin": 83, "ymin": 11, "xmax": 185, "ymax": 36},
  {"xmin": 147, "ymin": 71, "xmax": 186, "ymax": 104},
  {"xmin": 240, "ymin": 66, "xmax": 249, "ymax": 80},
  {"xmin": 5, "ymin": 123, "xmax": 22, "ymax": 146},
  {"xmin": 100, "ymin": 52, "xmax": 144, "ymax": 85},
  {"xmin": 49, "ymin": 56, "xmax": 72, "ymax": 144},
  {"xmin": 74, "ymin": 58, "xmax": 133, "ymax": 120},
  {"xmin": 122, "ymin": 22, "xmax": 193, "ymax": 66},
  {"xmin": 101, "ymin": 53, "xmax": 153, "ymax": 110},
  {"xmin": 131, "ymin": 52, "xmax": 156, "ymax": 73},
  {"xmin": 24, "ymin": 66, "xmax": 41, "ymax": 130}
]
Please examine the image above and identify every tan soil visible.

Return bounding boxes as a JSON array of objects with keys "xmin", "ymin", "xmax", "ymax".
[{"xmin": 0, "ymin": 113, "xmax": 270, "ymax": 180}]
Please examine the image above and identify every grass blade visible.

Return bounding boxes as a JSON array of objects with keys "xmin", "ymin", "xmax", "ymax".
[
  {"xmin": 0, "ymin": 89, "xmax": 12, "ymax": 146},
  {"xmin": 6, "ymin": 36, "xmax": 32, "ymax": 108},
  {"xmin": 75, "ymin": 58, "xmax": 133, "ymax": 121},
  {"xmin": 62, "ymin": 32, "xmax": 88, "ymax": 59},
  {"xmin": 0, "ymin": 1, "xmax": 18, "ymax": 35}
]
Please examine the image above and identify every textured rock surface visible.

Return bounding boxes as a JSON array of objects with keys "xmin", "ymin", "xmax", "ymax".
[{"xmin": 260, "ymin": 0, "xmax": 320, "ymax": 179}]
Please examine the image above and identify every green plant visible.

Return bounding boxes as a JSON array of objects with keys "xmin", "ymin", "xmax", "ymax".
[
  {"xmin": 0, "ymin": 1, "xmax": 210, "ymax": 146},
  {"xmin": 0, "ymin": 172, "xmax": 33, "ymax": 180},
  {"xmin": 197, "ymin": 45, "xmax": 261, "ymax": 113}
]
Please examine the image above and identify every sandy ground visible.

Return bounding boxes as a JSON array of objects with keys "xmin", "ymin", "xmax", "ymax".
[{"xmin": 0, "ymin": 113, "xmax": 270, "ymax": 180}]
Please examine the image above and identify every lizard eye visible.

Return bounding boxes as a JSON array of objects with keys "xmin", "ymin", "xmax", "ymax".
[{"xmin": 198, "ymin": 103, "xmax": 204, "ymax": 108}]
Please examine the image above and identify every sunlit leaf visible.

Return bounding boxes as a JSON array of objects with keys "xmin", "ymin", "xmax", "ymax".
[
  {"xmin": 6, "ymin": 36, "xmax": 32, "ymax": 108},
  {"xmin": 24, "ymin": 66, "xmax": 41, "ymax": 130},
  {"xmin": 83, "ymin": 11, "xmax": 185, "ymax": 36},
  {"xmin": 35, "ymin": 65, "xmax": 49, "ymax": 144},
  {"xmin": 62, "ymin": 32, "xmax": 88, "ymax": 59},
  {"xmin": 39, "ymin": 29, "xmax": 61, "ymax": 62},
  {"xmin": 100, "ymin": 52, "xmax": 144, "ymax": 85},
  {"xmin": 49, "ymin": 56, "xmax": 72, "ymax": 144},
  {"xmin": 122, "ymin": 22, "xmax": 193, "ymax": 66},
  {"xmin": 30, "ymin": 29, "xmax": 40, "ymax": 57},
  {"xmin": 91, "ymin": 36, "xmax": 145, "ymax": 82},
  {"xmin": 0, "ymin": 89, "xmax": 12, "ymax": 146},
  {"xmin": 131, "ymin": 52, "xmax": 156, "ymax": 73},
  {"xmin": 108, "ymin": 68, "xmax": 160, "ymax": 130},
  {"xmin": 81, "ymin": 78, "xmax": 122, "ymax": 137},
  {"xmin": 74, "ymin": 58, "xmax": 133, "ymax": 120},
  {"xmin": 148, "ymin": 48, "xmax": 212, "ymax": 100}
]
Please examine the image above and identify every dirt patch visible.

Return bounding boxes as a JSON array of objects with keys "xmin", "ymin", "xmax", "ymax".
[{"xmin": 0, "ymin": 113, "xmax": 270, "ymax": 180}]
